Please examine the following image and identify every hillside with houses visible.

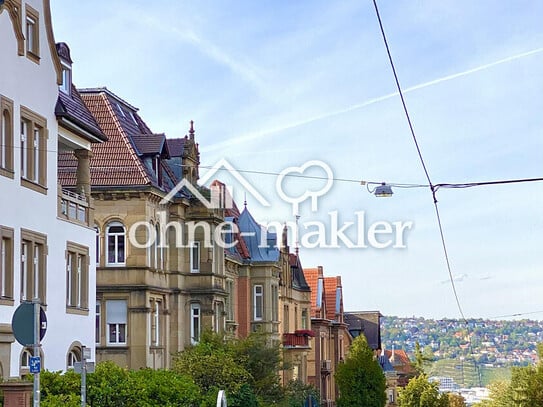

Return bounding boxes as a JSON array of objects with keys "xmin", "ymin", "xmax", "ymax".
[{"xmin": 382, "ymin": 316, "xmax": 542, "ymax": 375}]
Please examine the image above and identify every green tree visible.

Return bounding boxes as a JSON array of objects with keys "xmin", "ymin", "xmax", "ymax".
[
  {"xmin": 231, "ymin": 332, "xmax": 283, "ymax": 403},
  {"xmin": 448, "ymin": 392, "xmax": 466, "ymax": 407},
  {"xmin": 172, "ymin": 331, "xmax": 252, "ymax": 402},
  {"xmin": 335, "ymin": 335, "xmax": 386, "ymax": 407},
  {"xmin": 398, "ymin": 374, "xmax": 449, "ymax": 407}
]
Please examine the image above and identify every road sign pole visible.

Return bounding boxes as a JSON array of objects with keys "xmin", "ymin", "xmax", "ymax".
[
  {"xmin": 33, "ymin": 299, "xmax": 40, "ymax": 407},
  {"xmin": 81, "ymin": 346, "xmax": 87, "ymax": 407}
]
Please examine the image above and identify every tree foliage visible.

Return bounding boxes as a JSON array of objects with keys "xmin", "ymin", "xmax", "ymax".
[
  {"xmin": 335, "ymin": 334, "xmax": 387, "ymax": 407},
  {"xmin": 398, "ymin": 374, "xmax": 449, "ymax": 407},
  {"xmin": 40, "ymin": 361, "xmax": 201, "ymax": 407},
  {"xmin": 447, "ymin": 392, "xmax": 466, "ymax": 407}
]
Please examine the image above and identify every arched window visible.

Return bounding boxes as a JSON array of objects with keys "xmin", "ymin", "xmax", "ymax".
[
  {"xmin": 106, "ymin": 222, "xmax": 125, "ymax": 266},
  {"xmin": 20, "ymin": 349, "xmax": 32, "ymax": 368},
  {"xmin": 67, "ymin": 346, "xmax": 82, "ymax": 369}
]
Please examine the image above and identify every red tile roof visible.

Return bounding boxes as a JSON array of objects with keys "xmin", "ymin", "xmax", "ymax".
[
  {"xmin": 324, "ymin": 276, "xmax": 342, "ymax": 321},
  {"xmin": 303, "ymin": 268, "xmax": 320, "ymax": 318},
  {"xmin": 59, "ymin": 90, "xmax": 152, "ymax": 187}
]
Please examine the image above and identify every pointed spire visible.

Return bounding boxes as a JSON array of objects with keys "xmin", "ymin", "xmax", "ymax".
[
  {"xmin": 244, "ymin": 192, "xmax": 247, "ymax": 208},
  {"xmin": 189, "ymin": 120, "xmax": 195, "ymax": 140}
]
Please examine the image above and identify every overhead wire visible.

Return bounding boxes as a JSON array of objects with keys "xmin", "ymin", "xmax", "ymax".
[
  {"xmin": 371, "ymin": 0, "xmax": 480, "ymax": 385},
  {"xmin": 371, "ymin": 0, "xmax": 466, "ymax": 321}
]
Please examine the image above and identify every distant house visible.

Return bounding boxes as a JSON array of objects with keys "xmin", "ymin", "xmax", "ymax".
[{"xmin": 304, "ymin": 266, "xmax": 350, "ymax": 406}]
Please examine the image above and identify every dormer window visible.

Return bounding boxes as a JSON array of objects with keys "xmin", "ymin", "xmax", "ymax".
[
  {"xmin": 60, "ymin": 62, "xmax": 71, "ymax": 95},
  {"xmin": 116, "ymin": 103, "xmax": 126, "ymax": 118},
  {"xmin": 152, "ymin": 155, "xmax": 161, "ymax": 185}
]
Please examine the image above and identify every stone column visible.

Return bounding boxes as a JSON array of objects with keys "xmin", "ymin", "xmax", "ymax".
[
  {"xmin": 0, "ymin": 381, "xmax": 33, "ymax": 407},
  {"xmin": 74, "ymin": 149, "xmax": 92, "ymax": 199}
]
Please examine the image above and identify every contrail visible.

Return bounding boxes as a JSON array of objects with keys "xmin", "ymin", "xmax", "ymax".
[{"xmin": 202, "ymin": 47, "xmax": 543, "ymax": 153}]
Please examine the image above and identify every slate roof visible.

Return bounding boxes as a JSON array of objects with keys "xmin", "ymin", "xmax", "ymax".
[
  {"xmin": 289, "ymin": 253, "xmax": 310, "ymax": 291},
  {"xmin": 166, "ymin": 138, "xmax": 185, "ymax": 157},
  {"xmin": 56, "ymin": 85, "xmax": 107, "ymax": 143},
  {"xmin": 237, "ymin": 206, "xmax": 280, "ymax": 263},
  {"xmin": 344, "ymin": 311, "xmax": 382, "ymax": 350}
]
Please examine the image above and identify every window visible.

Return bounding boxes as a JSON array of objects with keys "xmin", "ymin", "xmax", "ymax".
[
  {"xmin": 66, "ymin": 242, "xmax": 89, "ymax": 311},
  {"xmin": 225, "ymin": 280, "xmax": 234, "ymax": 321},
  {"xmin": 60, "ymin": 62, "xmax": 71, "ymax": 94},
  {"xmin": 190, "ymin": 241, "xmax": 200, "ymax": 273},
  {"xmin": 25, "ymin": 5, "xmax": 40, "ymax": 62},
  {"xmin": 94, "ymin": 226, "xmax": 100, "ymax": 265},
  {"xmin": 151, "ymin": 300, "xmax": 160, "ymax": 346},
  {"xmin": 21, "ymin": 348, "xmax": 32, "ymax": 369},
  {"xmin": 190, "ymin": 303, "xmax": 200, "ymax": 344},
  {"xmin": 67, "ymin": 347, "xmax": 81, "ymax": 369},
  {"xmin": 155, "ymin": 224, "xmax": 160, "ymax": 269},
  {"xmin": 20, "ymin": 106, "xmax": 47, "ymax": 193},
  {"xmin": 106, "ymin": 300, "xmax": 127, "ymax": 345},
  {"xmin": 301, "ymin": 309, "xmax": 308, "ymax": 330},
  {"xmin": 0, "ymin": 96, "xmax": 14, "ymax": 176},
  {"xmin": 106, "ymin": 222, "xmax": 125, "ymax": 266},
  {"xmin": 95, "ymin": 303, "xmax": 101, "ymax": 344},
  {"xmin": 0, "ymin": 226, "xmax": 14, "ymax": 301},
  {"xmin": 254, "ymin": 285, "xmax": 263, "ymax": 320},
  {"xmin": 271, "ymin": 285, "xmax": 278, "ymax": 322},
  {"xmin": 20, "ymin": 229, "xmax": 46, "ymax": 304},
  {"xmin": 214, "ymin": 302, "xmax": 223, "ymax": 333},
  {"xmin": 284, "ymin": 305, "xmax": 289, "ymax": 332}
]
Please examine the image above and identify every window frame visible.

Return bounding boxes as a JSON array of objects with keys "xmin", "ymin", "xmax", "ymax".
[
  {"xmin": 0, "ymin": 226, "xmax": 14, "ymax": 303},
  {"xmin": 106, "ymin": 299, "xmax": 127, "ymax": 346},
  {"xmin": 20, "ymin": 229, "xmax": 47, "ymax": 305},
  {"xmin": 189, "ymin": 241, "xmax": 200, "ymax": 273},
  {"xmin": 253, "ymin": 284, "xmax": 263, "ymax": 321},
  {"xmin": 25, "ymin": 4, "xmax": 40, "ymax": 63},
  {"xmin": 106, "ymin": 222, "xmax": 126, "ymax": 266},
  {"xmin": 95, "ymin": 302, "xmax": 101, "ymax": 344},
  {"xmin": 20, "ymin": 106, "xmax": 47, "ymax": 194},
  {"xmin": 150, "ymin": 299, "xmax": 161, "ymax": 347},
  {"xmin": 59, "ymin": 62, "xmax": 71, "ymax": 95},
  {"xmin": 65, "ymin": 242, "xmax": 89, "ymax": 313},
  {"xmin": 0, "ymin": 95, "xmax": 14, "ymax": 177},
  {"xmin": 190, "ymin": 303, "xmax": 200, "ymax": 345}
]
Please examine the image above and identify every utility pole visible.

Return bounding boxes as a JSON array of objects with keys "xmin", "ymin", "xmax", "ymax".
[{"xmin": 33, "ymin": 299, "xmax": 40, "ymax": 407}]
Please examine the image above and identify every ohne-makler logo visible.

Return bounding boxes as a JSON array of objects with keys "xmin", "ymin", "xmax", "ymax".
[{"xmin": 127, "ymin": 158, "xmax": 414, "ymax": 251}]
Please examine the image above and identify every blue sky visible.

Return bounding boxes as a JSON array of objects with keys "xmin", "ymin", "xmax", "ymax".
[{"xmin": 51, "ymin": 0, "xmax": 543, "ymax": 319}]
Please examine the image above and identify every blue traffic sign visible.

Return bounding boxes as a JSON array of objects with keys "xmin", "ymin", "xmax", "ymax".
[
  {"xmin": 11, "ymin": 302, "xmax": 47, "ymax": 346},
  {"xmin": 29, "ymin": 356, "xmax": 41, "ymax": 373}
]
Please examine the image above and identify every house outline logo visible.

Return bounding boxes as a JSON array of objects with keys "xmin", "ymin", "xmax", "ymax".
[{"xmin": 159, "ymin": 158, "xmax": 270, "ymax": 208}]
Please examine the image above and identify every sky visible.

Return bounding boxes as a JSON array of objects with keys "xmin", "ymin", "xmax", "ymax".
[{"xmin": 50, "ymin": 0, "xmax": 543, "ymax": 320}]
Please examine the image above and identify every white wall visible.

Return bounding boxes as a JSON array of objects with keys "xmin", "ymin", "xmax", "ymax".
[{"xmin": 0, "ymin": 0, "xmax": 95, "ymax": 377}]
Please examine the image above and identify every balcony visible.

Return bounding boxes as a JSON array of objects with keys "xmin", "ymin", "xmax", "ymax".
[
  {"xmin": 58, "ymin": 188, "xmax": 89, "ymax": 225},
  {"xmin": 282, "ymin": 330, "xmax": 314, "ymax": 349},
  {"xmin": 320, "ymin": 359, "xmax": 332, "ymax": 374}
]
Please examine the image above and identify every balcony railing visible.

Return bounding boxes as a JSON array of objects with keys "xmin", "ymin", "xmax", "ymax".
[
  {"xmin": 59, "ymin": 188, "xmax": 89, "ymax": 225},
  {"xmin": 321, "ymin": 359, "xmax": 332, "ymax": 373},
  {"xmin": 282, "ymin": 333, "xmax": 310, "ymax": 348}
]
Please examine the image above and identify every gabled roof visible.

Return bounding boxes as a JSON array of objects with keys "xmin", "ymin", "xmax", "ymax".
[
  {"xmin": 289, "ymin": 253, "xmax": 310, "ymax": 291},
  {"xmin": 384, "ymin": 349, "xmax": 416, "ymax": 376},
  {"xmin": 131, "ymin": 133, "xmax": 169, "ymax": 157},
  {"xmin": 56, "ymin": 85, "xmax": 107, "ymax": 143},
  {"xmin": 237, "ymin": 206, "xmax": 280, "ymax": 263}
]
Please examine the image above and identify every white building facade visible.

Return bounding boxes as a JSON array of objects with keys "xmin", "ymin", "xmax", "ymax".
[{"xmin": 0, "ymin": 0, "xmax": 102, "ymax": 377}]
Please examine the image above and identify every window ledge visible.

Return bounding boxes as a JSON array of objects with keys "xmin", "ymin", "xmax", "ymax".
[
  {"xmin": 0, "ymin": 168, "xmax": 14, "ymax": 179},
  {"xmin": 66, "ymin": 306, "xmax": 89, "ymax": 316},
  {"xmin": 26, "ymin": 51, "xmax": 40, "ymax": 64},
  {"xmin": 0, "ymin": 298, "xmax": 15, "ymax": 306},
  {"xmin": 21, "ymin": 178, "xmax": 47, "ymax": 195}
]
